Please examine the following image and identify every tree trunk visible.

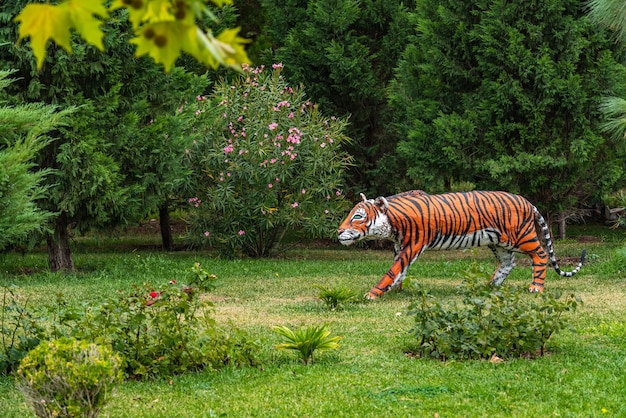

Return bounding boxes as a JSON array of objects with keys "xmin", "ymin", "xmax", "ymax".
[
  {"xmin": 159, "ymin": 202, "xmax": 174, "ymax": 251},
  {"xmin": 46, "ymin": 213, "xmax": 75, "ymax": 272},
  {"xmin": 557, "ymin": 211, "xmax": 567, "ymax": 240}
]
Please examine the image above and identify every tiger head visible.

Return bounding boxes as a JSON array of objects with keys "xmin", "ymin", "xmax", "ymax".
[{"xmin": 337, "ymin": 193, "xmax": 393, "ymax": 245}]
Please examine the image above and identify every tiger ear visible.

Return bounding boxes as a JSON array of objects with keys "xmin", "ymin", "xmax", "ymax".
[
  {"xmin": 374, "ymin": 196, "xmax": 389, "ymax": 212},
  {"xmin": 360, "ymin": 193, "xmax": 367, "ymax": 202}
]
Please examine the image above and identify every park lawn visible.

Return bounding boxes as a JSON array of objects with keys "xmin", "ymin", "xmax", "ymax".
[{"xmin": 0, "ymin": 225, "xmax": 625, "ymax": 417}]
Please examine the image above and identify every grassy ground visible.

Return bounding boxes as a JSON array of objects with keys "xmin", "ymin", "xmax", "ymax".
[{"xmin": 1, "ymin": 225, "xmax": 625, "ymax": 417}]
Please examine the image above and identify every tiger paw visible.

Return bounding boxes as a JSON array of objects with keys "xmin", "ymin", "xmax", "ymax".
[
  {"xmin": 528, "ymin": 283, "xmax": 544, "ymax": 293},
  {"xmin": 365, "ymin": 291, "xmax": 379, "ymax": 300}
]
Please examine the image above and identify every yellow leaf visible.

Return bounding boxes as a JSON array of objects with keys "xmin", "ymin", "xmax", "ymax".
[
  {"xmin": 209, "ymin": 0, "xmax": 233, "ymax": 7},
  {"xmin": 63, "ymin": 0, "xmax": 109, "ymax": 50},
  {"xmin": 14, "ymin": 4, "xmax": 72, "ymax": 70},
  {"xmin": 130, "ymin": 21, "xmax": 194, "ymax": 71},
  {"xmin": 214, "ymin": 27, "xmax": 251, "ymax": 68}
]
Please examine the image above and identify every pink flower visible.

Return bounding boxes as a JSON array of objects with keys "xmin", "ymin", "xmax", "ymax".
[
  {"xmin": 204, "ymin": 231, "xmax": 210, "ymax": 237},
  {"xmin": 336, "ymin": 190, "xmax": 342, "ymax": 196},
  {"xmin": 301, "ymin": 189, "xmax": 306, "ymax": 194},
  {"xmin": 273, "ymin": 63, "xmax": 284, "ymax": 69},
  {"xmin": 238, "ymin": 230, "xmax": 245, "ymax": 236},
  {"xmin": 269, "ymin": 122, "xmax": 278, "ymax": 130},
  {"xmin": 268, "ymin": 183, "xmax": 273, "ymax": 188},
  {"xmin": 224, "ymin": 144, "xmax": 234, "ymax": 154},
  {"xmin": 291, "ymin": 202, "xmax": 299, "ymax": 208},
  {"xmin": 324, "ymin": 209, "xmax": 329, "ymax": 214}
]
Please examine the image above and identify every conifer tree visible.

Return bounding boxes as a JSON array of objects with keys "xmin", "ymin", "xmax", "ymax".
[
  {"xmin": 390, "ymin": 0, "xmax": 626, "ymax": 234},
  {"xmin": 0, "ymin": 71, "xmax": 70, "ymax": 251}
]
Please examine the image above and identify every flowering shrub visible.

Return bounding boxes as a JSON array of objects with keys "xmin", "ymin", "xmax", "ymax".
[
  {"xmin": 3, "ymin": 264, "xmax": 260, "ymax": 380},
  {"xmin": 182, "ymin": 63, "xmax": 353, "ymax": 257}
]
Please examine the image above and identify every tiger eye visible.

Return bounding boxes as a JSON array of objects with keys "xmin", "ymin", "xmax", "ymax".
[{"xmin": 154, "ymin": 35, "xmax": 167, "ymax": 48}]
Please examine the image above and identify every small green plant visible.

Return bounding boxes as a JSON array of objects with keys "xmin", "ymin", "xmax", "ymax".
[
  {"xmin": 407, "ymin": 267, "xmax": 581, "ymax": 360},
  {"xmin": 314, "ymin": 284, "xmax": 358, "ymax": 310},
  {"xmin": 17, "ymin": 337, "xmax": 123, "ymax": 418},
  {"xmin": 1, "ymin": 285, "xmax": 46, "ymax": 375},
  {"xmin": 273, "ymin": 325, "xmax": 341, "ymax": 365}
]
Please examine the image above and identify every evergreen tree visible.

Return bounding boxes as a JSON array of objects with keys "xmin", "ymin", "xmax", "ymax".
[
  {"xmin": 261, "ymin": 0, "xmax": 416, "ymax": 196},
  {"xmin": 390, "ymin": 0, "xmax": 626, "ymax": 234},
  {"xmin": 0, "ymin": 71, "xmax": 70, "ymax": 251}
]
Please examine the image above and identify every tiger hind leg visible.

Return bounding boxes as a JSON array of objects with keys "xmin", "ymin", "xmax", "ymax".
[
  {"xmin": 489, "ymin": 245, "xmax": 516, "ymax": 286},
  {"xmin": 527, "ymin": 248, "xmax": 549, "ymax": 292}
]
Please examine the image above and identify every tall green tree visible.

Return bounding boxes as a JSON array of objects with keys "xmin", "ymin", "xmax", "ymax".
[
  {"xmin": 0, "ymin": 71, "xmax": 70, "ymax": 252},
  {"xmin": 261, "ymin": 0, "xmax": 416, "ymax": 196},
  {"xmin": 390, "ymin": 0, "xmax": 626, "ymax": 234},
  {"xmin": 0, "ymin": 3, "xmax": 207, "ymax": 270}
]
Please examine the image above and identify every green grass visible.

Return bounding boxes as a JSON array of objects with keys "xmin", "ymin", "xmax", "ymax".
[{"xmin": 1, "ymin": 226, "xmax": 625, "ymax": 417}]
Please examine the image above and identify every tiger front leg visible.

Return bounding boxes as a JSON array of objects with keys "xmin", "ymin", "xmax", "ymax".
[{"xmin": 366, "ymin": 245, "xmax": 422, "ymax": 299}]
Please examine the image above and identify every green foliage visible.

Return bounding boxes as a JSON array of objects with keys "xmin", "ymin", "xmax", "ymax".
[
  {"xmin": 0, "ymin": 286, "xmax": 47, "ymax": 375},
  {"xmin": 262, "ymin": 0, "xmax": 416, "ymax": 195},
  {"xmin": 17, "ymin": 337, "xmax": 123, "ymax": 418},
  {"xmin": 1, "ymin": 264, "xmax": 260, "ymax": 379},
  {"xmin": 314, "ymin": 284, "xmax": 358, "ymax": 310},
  {"xmin": 407, "ymin": 268, "xmax": 582, "ymax": 360},
  {"xmin": 273, "ymin": 324, "xmax": 341, "ymax": 365},
  {"xmin": 0, "ymin": 70, "xmax": 72, "ymax": 251},
  {"xmin": 182, "ymin": 63, "xmax": 352, "ymax": 257},
  {"xmin": 390, "ymin": 0, "xmax": 626, "ymax": 214}
]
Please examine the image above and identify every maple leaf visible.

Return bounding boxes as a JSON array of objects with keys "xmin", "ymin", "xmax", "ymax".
[
  {"xmin": 214, "ymin": 27, "xmax": 251, "ymax": 68},
  {"xmin": 14, "ymin": 3, "xmax": 72, "ymax": 70},
  {"xmin": 63, "ymin": 0, "xmax": 109, "ymax": 51},
  {"xmin": 131, "ymin": 21, "xmax": 195, "ymax": 71}
]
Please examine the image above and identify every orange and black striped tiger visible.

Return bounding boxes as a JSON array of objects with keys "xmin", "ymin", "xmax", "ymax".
[{"xmin": 337, "ymin": 190, "xmax": 586, "ymax": 299}]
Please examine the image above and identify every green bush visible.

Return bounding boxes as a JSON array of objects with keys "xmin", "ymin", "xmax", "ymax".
[
  {"xmin": 182, "ymin": 63, "xmax": 353, "ymax": 257},
  {"xmin": 0, "ymin": 285, "xmax": 47, "ymax": 375},
  {"xmin": 52, "ymin": 263, "xmax": 260, "ymax": 378},
  {"xmin": 407, "ymin": 268, "xmax": 581, "ymax": 360},
  {"xmin": 3, "ymin": 264, "xmax": 260, "ymax": 379},
  {"xmin": 17, "ymin": 337, "xmax": 122, "ymax": 418}
]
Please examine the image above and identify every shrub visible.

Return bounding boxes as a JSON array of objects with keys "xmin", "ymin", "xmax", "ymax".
[
  {"xmin": 182, "ymin": 63, "xmax": 353, "ymax": 257},
  {"xmin": 17, "ymin": 337, "xmax": 123, "ymax": 418},
  {"xmin": 407, "ymin": 268, "xmax": 581, "ymax": 360},
  {"xmin": 273, "ymin": 324, "xmax": 341, "ymax": 365},
  {"xmin": 0, "ymin": 285, "xmax": 47, "ymax": 375},
  {"xmin": 3, "ymin": 264, "xmax": 260, "ymax": 379},
  {"xmin": 52, "ymin": 263, "xmax": 260, "ymax": 378}
]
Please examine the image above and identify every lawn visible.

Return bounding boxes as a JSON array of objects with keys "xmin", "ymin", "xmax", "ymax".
[{"xmin": 1, "ymin": 224, "xmax": 625, "ymax": 417}]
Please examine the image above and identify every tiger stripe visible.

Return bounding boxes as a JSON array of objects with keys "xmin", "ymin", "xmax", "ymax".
[{"xmin": 337, "ymin": 190, "xmax": 586, "ymax": 299}]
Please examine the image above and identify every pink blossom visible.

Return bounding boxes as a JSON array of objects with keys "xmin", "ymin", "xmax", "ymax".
[
  {"xmin": 268, "ymin": 183, "xmax": 273, "ymax": 188},
  {"xmin": 269, "ymin": 122, "xmax": 278, "ymax": 130},
  {"xmin": 301, "ymin": 189, "xmax": 306, "ymax": 194},
  {"xmin": 320, "ymin": 143, "xmax": 326, "ymax": 148},
  {"xmin": 204, "ymin": 231, "xmax": 210, "ymax": 237},
  {"xmin": 291, "ymin": 202, "xmax": 299, "ymax": 208},
  {"xmin": 224, "ymin": 144, "xmax": 234, "ymax": 154},
  {"xmin": 288, "ymin": 112, "xmax": 294, "ymax": 119},
  {"xmin": 336, "ymin": 190, "xmax": 342, "ymax": 196},
  {"xmin": 324, "ymin": 209, "xmax": 329, "ymax": 214},
  {"xmin": 238, "ymin": 230, "xmax": 245, "ymax": 236},
  {"xmin": 273, "ymin": 63, "xmax": 284, "ymax": 69}
]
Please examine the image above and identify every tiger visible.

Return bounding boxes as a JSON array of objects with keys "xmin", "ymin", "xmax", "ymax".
[{"xmin": 337, "ymin": 190, "xmax": 586, "ymax": 299}]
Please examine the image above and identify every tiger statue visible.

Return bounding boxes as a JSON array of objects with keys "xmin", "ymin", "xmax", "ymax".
[{"xmin": 337, "ymin": 190, "xmax": 586, "ymax": 299}]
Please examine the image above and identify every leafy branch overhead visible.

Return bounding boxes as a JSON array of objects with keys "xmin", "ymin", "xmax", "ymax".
[{"xmin": 14, "ymin": 0, "xmax": 250, "ymax": 71}]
